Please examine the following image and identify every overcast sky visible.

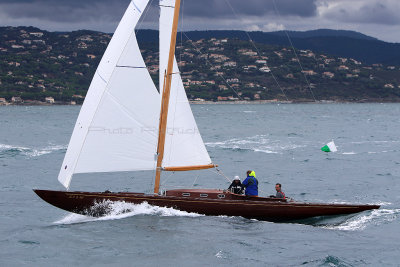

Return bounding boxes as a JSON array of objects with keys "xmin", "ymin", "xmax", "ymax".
[{"xmin": 0, "ymin": 0, "xmax": 399, "ymax": 43}]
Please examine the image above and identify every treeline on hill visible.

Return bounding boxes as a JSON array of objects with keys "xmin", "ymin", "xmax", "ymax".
[{"xmin": 0, "ymin": 26, "xmax": 400, "ymax": 103}]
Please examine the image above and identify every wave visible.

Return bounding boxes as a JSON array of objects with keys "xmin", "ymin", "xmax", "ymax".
[
  {"xmin": 324, "ymin": 208, "xmax": 400, "ymax": 231},
  {"xmin": 215, "ymin": 251, "xmax": 225, "ymax": 259},
  {"xmin": 0, "ymin": 143, "xmax": 66, "ymax": 158},
  {"xmin": 302, "ymin": 255, "xmax": 353, "ymax": 267},
  {"xmin": 351, "ymin": 140, "xmax": 400, "ymax": 144},
  {"xmin": 341, "ymin": 150, "xmax": 395, "ymax": 155},
  {"xmin": 54, "ymin": 201, "xmax": 203, "ymax": 225},
  {"xmin": 205, "ymin": 135, "xmax": 305, "ymax": 154}
]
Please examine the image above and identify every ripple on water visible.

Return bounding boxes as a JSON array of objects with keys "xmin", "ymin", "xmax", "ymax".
[
  {"xmin": 18, "ymin": 240, "xmax": 40, "ymax": 245},
  {"xmin": 301, "ymin": 255, "xmax": 361, "ymax": 266},
  {"xmin": 320, "ymin": 255, "xmax": 353, "ymax": 267}
]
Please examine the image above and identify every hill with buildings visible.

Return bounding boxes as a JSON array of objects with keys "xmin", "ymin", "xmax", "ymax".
[{"xmin": 1, "ymin": 26, "xmax": 400, "ymax": 104}]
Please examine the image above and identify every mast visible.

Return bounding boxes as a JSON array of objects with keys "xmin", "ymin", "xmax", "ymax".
[{"xmin": 154, "ymin": 0, "xmax": 181, "ymax": 194}]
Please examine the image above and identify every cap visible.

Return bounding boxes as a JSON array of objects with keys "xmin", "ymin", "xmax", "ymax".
[{"xmin": 234, "ymin": 176, "xmax": 240, "ymax": 181}]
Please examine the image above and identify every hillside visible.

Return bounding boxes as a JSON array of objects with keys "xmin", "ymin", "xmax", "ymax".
[
  {"xmin": 1, "ymin": 26, "xmax": 400, "ymax": 104},
  {"xmin": 167, "ymin": 30, "xmax": 400, "ymax": 65}
]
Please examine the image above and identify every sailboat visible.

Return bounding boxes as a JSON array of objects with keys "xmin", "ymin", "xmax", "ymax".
[{"xmin": 34, "ymin": 0, "xmax": 379, "ymax": 222}]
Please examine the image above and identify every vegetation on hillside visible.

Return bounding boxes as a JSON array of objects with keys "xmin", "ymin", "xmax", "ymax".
[{"xmin": 1, "ymin": 26, "xmax": 400, "ymax": 103}]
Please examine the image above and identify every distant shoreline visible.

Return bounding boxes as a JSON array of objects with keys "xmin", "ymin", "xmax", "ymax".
[
  {"xmin": 2, "ymin": 99, "xmax": 400, "ymax": 106},
  {"xmin": 189, "ymin": 99, "xmax": 400, "ymax": 104}
]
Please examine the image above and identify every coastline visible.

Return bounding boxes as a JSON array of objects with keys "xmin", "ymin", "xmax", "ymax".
[
  {"xmin": 189, "ymin": 99, "xmax": 400, "ymax": 104},
  {"xmin": 2, "ymin": 99, "xmax": 400, "ymax": 106}
]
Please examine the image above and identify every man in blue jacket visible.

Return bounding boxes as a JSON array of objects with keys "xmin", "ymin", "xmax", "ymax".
[{"xmin": 242, "ymin": 170, "xmax": 258, "ymax": 196}]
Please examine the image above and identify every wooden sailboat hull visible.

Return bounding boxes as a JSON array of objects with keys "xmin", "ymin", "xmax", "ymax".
[{"xmin": 33, "ymin": 189, "xmax": 380, "ymax": 222}]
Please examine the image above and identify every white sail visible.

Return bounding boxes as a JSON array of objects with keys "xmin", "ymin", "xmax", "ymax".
[
  {"xmin": 58, "ymin": 0, "xmax": 160, "ymax": 189},
  {"xmin": 159, "ymin": 0, "xmax": 212, "ymax": 168}
]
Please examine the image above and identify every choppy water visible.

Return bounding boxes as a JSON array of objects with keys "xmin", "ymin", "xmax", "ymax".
[{"xmin": 1, "ymin": 104, "xmax": 399, "ymax": 266}]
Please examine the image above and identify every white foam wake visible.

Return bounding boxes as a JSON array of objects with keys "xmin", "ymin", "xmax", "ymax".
[
  {"xmin": 342, "ymin": 151, "xmax": 395, "ymax": 155},
  {"xmin": 0, "ymin": 143, "xmax": 66, "ymax": 158},
  {"xmin": 205, "ymin": 135, "xmax": 304, "ymax": 154},
  {"xmin": 351, "ymin": 140, "xmax": 400, "ymax": 144},
  {"xmin": 54, "ymin": 201, "xmax": 203, "ymax": 225},
  {"xmin": 324, "ymin": 208, "xmax": 400, "ymax": 231}
]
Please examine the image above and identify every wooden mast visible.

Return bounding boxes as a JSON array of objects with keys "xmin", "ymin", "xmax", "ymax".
[{"xmin": 154, "ymin": 0, "xmax": 182, "ymax": 194}]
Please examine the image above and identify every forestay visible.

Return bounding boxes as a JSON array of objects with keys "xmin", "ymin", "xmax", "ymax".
[
  {"xmin": 58, "ymin": 0, "xmax": 160, "ymax": 189},
  {"xmin": 159, "ymin": 0, "xmax": 212, "ymax": 168}
]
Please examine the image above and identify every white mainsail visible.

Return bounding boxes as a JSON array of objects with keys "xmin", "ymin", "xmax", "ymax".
[
  {"xmin": 58, "ymin": 0, "xmax": 160, "ymax": 188},
  {"xmin": 159, "ymin": 0, "xmax": 212, "ymax": 168}
]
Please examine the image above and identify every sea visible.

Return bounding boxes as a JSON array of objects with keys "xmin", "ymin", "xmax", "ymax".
[{"xmin": 1, "ymin": 103, "xmax": 399, "ymax": 266}]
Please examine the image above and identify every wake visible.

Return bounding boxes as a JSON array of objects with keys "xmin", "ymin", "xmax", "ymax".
[
  {"xmin": 205, "ymin": 135, "xmax": 304, "ymax": 154},
  {"xmin": 53, "ymin": 201, "xmax": 203, "ymax": 225},
  {"xmin": 0, "ymin": 143, "xmax": 66, "ymax": 158},
  {"xmin": 323, "ymin": 208, "xmax": 400, "ymax": 231}
]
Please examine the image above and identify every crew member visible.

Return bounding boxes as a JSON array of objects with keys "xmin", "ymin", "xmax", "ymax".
[
  {"xmin": 228, "ymin": 176, "xmax": 243, "ymax": 194},
  {"xmin": 242, "ymin": 170, "xmax": 258, "ymax": 197},
  {"xmin": 275, "ymin": 183, "xmax": 285, "ymax": 199}
]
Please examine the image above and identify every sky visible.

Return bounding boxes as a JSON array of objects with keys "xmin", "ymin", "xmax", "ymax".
[{"xmin": 0, "ymin": 0, "xmax": 399, "ymax": 43}]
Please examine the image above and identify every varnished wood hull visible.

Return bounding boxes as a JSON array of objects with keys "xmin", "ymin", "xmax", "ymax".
[{"xmin": 33, "ymin": 189, "xmax": 380, "ymax": 222}]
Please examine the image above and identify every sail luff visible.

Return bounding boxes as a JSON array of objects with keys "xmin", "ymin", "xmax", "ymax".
[{"xmin": 154, "ymin": 0, "xmax": 182, "ymax": 194}]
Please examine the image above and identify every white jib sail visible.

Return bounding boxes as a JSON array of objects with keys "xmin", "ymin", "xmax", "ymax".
[
  {"xmin": 159, "ymin": 0, "xmax": 212, "ymax": 168},
  {"xmin": 58, "ymin": 0, "xmax": 160, "ymax": 189}
]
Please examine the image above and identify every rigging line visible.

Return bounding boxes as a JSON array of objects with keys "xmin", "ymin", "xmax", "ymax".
[
  {"xmin": 216, "ymin": 168, "xmax": 232, "ymax": 183},
  {"xmin": 208, "ymin": 167, "xmax": 232, "ymax": 183},
  {"xmin": 95, "ymin": 70, "xmax": 107, "ymax": 84},
  {"xmin": 179, "ymin": 0, "xmax": 185, "ymax": 64},
  {"xmin": 191, "ymin": 175, "xmax": 200, "ymax": 188},
  {"xmin": 181, "ymin": 32, "xmax": 243, "ymax": 100},
  {"xmin": 223, "ymin": 0, "xmax": 289, "ymax": 101},
  {"xmin": 208, "ymin": 169, "xmax": 231, "ymax": 184},
  {"xmin": 181, "ymin": 14, "xmax": 283, "ymax": 195},
  {"xmin": 180, "ymin": 33, "xmax": 270, "ymax": 188},
  {"xmin": 160, "ymin": 171, "xmax": 175, "ymax": 187},
  {"xmin": 131, "ymin": 0, "xmax": 143, "ymax": 13},
  {"xmin": 161, "ymin": 172, "xmax": 175, "ymax": 186},
  {"xmin": 271, "ymin": 0, "xmax": 317, "ymax": 102},
  {"xmin": 135, "ymin": 0, "xmax": 155, "ymax": 36}
]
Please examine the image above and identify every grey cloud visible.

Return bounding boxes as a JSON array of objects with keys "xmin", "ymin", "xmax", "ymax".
[
  {"xmin": 323, "ymin": 1, "xmax": 400, "ymax": 25},
  {"xmin": 0, "ymin": 0, "xmax": 130, "ymax": 23},
  {"xmin": 0, "ymin": 0, "xmax": 318, "ymax": 24},
  {"xmin": 1, "ymin": 0, "xmax": 399, "ymax": 42},
  {"xmin": 182, "ymin": 0, "xmax": 317, "ymax": 18}
]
